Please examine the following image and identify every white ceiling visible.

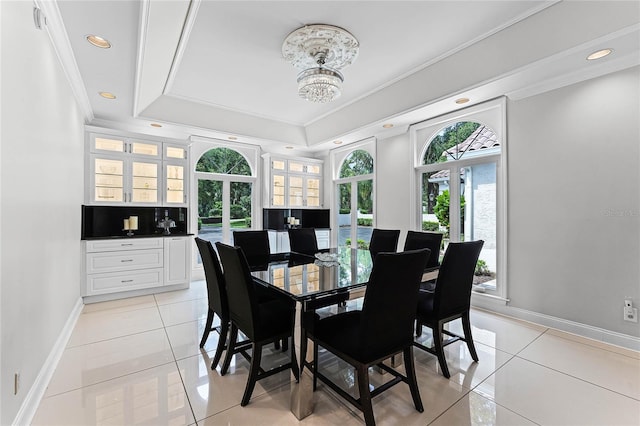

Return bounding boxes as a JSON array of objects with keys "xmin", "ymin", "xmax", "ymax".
[{"xmin": 47, "ymin": 1, "xmax": 639, "ymax": 152}]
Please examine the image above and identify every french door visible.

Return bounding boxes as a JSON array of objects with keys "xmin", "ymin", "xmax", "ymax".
[
  {"xmin": 196, "ymin": 172, "xmax": 254, "ymax": 258},
  {"xmin": 336, "ymin": 176, "xmax": 374, "ymax": 249}
]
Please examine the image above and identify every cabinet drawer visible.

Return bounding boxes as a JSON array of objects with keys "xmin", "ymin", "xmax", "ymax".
[
  {"xmin": 87, "ymin": 269, "xmax": 163, "ymax": 295},
  {"xmin": 86, "ymin": 238, "xmax": 163, "ymax": 252},
  {"xmin": 86, "ymin": 249, "xmax": 163, "ymax": 273}
]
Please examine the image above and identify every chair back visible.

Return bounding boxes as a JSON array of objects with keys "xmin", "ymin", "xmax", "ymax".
[
  {"xmin": 359, "ymin": 249, "xmax": 430, "ymax": 359},
  {"xmin": 215, "ymin": 242, "xmax": 259, "ymax": 339},
  {"xmin": 433, "ymin": 240, "xmax": 484, "ymax": 318},
  {"xmin": 195, "ymin": 238, "xmax": 228, "ymax": 318},
  {"xmin": 233, "ymin": 230, "xmax": 271, "ymax": 266},
  {"xmin": 403, "ymin": 230, "xmax": 444, "ymax": 268},
  {"xmin": 288, "ymin": 228, "xmax": 318, "ymax": 254},
  {"xmin": 368, "ymin": 228, "xmax": 400, "ymax": 258}
]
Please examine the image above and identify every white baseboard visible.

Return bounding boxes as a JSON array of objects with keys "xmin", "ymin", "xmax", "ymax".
[
  {"xmin": 472, "ymin": 293, "xmax": 640, "ymax": 352},
  {"xmin": 12, "ymin": 297, "xmax": 84, "ymax": 426}
]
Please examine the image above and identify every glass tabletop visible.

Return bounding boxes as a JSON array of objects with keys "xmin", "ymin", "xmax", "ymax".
[{"xmin": 250, "ymin": 247, "xmax": 373, "ymax": 302}]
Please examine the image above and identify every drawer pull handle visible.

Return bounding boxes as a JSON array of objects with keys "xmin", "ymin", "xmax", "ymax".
[
  {"xmin": 121, "ymin": 259, "xmax": 134, "ymax": 262},
  {"xmin": 121, "ymin": 243, "xmax": 133, "ymax": 246},
  {"xmin": 121, "ymin": 279, "xmax": 133, "ymax": 283}
]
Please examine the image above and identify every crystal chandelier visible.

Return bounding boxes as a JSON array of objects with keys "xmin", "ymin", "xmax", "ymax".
[{"xmin": 282, "ymin": 24, "xmax": 359, "ymax": 103}]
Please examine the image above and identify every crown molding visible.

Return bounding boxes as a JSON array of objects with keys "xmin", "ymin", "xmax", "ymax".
[{"xmin": 35, "ymin": 0, "xmax": 93, "ymax": 122}]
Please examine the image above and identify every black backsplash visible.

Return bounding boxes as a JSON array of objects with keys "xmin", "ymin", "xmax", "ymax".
[
  {"xmin": 263, "ymin": 208, "xmax": 329, "ymax": 230},
  {"xmin": 82, "ymin": 206, "xmax": 188, "ymax": 238}
]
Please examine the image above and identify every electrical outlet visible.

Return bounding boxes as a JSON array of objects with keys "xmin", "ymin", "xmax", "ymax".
[
  {"xmin": 624, "ymin": 306, "xmax": 638, "ymax": 323},
  {"xmin": 623, "ymin": 299, "xmax": 638, "ymax": 323}
]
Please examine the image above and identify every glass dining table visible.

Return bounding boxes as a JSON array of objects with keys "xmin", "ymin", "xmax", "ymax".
[{"xmin": 248, "ymin": 247, "xmax": 439, "ymax": 420}]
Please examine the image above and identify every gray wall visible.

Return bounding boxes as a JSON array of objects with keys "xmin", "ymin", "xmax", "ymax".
[
  {"xmin": 373, "ymin": 67, "xmax": 639, "ymax": 339},
  {"xmin": 1, "ymin": 2, "xmax": 85, "ymax": 423},
  {"xmin": 507, "ymin": 66, "xmax": 640, "ymax": 337}
]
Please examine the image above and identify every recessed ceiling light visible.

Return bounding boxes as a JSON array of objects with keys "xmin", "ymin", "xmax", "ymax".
[
  {"xmin": 228, "ymin": 136, "xmax": 238, "ymax": 140},
  {"xmin": 285, "ymin": 146, "xmax": 294, "ymax": 149},
  {"xmin": 382, "ymin": 123, "xmax": 394, "ymax": 129},
  {"xmin": 587, "ymin": 48, "xmax": 613, "ymax": 60},
  {"xmin": 86, "ymin": 35, "xmax": 111, "ymax": 49},
  {"xmin": 150, "ymin": 123, "xmax": 162, "ymax": 128},
  {"xmin": 98, "ymin": 92, "xmax": 116, "ymax": 99},
  {"xmin": 333, "ymin": 140, "xmax": 343, "ymax": 145},
  {"xmin": 455, "ymin": 97, "xmax": 470, "ymax": 104}
]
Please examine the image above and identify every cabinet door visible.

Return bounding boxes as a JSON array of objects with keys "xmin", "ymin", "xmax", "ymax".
[
  {"xmin": 164, "ymin": 237, "xmax": 190, "ymax": 286},
  {"xmin": 165, "ymin": 162, "xmax": 187, "ymax": 205},
  {"xmin": 130, "ymin": 140, "xmax": 161, "ymax": 157},
  {"xmin": 305, "ymin": 177, "xmax": 321, "ymax": 207},
  {"xmin": 272, "ymin": 173, "xmax": 286, "ymax": 207},
  {"xmin": 131, "ymin": 160, "xmax": 159, "ymax": 203},
  {"xmin": 91, "ymin": 134, "xmax": 126, "ymax": 154},
  {"xmin": 164, "ymin": 144, "xmax": 188, "ymax": 160},
  {"xmin": 315, "ymin": 229, "xmax": 330, "ymax": 249},
  {"xmin": 91, "ymin": 155, "xmax": 125, "ymax": 203},
  {"xmin": 289, "ymin": 175, "xmax": 304, "ymax": 207}
]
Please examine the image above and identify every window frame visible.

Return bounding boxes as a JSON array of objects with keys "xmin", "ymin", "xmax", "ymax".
[
  {"xmin": 410, "ymin": 98, "xmax": 508, "ymax": 301},
  {"xmin": 189, "ymin": 137, "xmax": 261, "ymax": 273},
  {"xmin": 330, "ymin": 138, "xmax": 376, "ymax": 248}
]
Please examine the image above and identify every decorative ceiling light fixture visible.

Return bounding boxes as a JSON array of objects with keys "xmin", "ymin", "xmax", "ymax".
[{"xmin": 282, "ymin": 24, "xmax": 359, "ymax": 103}]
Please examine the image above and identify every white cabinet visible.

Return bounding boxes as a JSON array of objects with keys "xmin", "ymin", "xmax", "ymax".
[
  {"xmin": 83, "ymin": 236, "xmax": 191, "ymax": 301},
  {"xmin": 315, "ymin": 229, "xmax": 330, "ymax": 250},
  {"xmin": 87, "ymin": 132, "xmax": 189, "ymax": 206},
  {"xmin": 263, "ymin": 154, "xmax": 323, "ymax": 208},
  {"xmin": 164, "ymin": 236, "xmax": 191, "ymax": 286},
  {"xmin": 164, "ymin": 144, "xmax": 189, "ymax": 207},
  {"xmin": 268, "ymin": 229, "xmax": 330, "ymax": 253}
]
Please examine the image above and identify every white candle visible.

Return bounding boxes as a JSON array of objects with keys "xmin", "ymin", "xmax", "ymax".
[
  {"xmin": 123, "ymin": 219, "xmax": 130, "ymax": 230},
  {"xmin": 129, "ymin": 216, "xmax": 138, "ymax": 230},
  {"xmin": 294, "ymin": 218, "xmax": 300, "ymax": 225}
]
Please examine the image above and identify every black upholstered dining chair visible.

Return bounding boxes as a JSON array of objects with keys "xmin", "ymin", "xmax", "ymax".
[
  {"xmin": 233, "ymin": 230, "xmax": 271, "ymax": 260},
  {"xmin": 216, "ymin": 242, "xmax": 299, "ymax": 406},
  {"xmin": 414, "ymin": 240, "xmax": 484, "ymax": 379},
  {"xmin": 368, "ymin": 228, "xmax": 400, "ymax": 259},
  {"xmin": 403, "ymin": 230, "xmax": 444, "ymax": 269},
  {"xmin": 194, "ymin": 237, "xmax": 232, "ymax": 369},
  {"xmin": 287, "ymin": 227, "xmax": 318, "ymax": 254},
  {"xmin": 308, "ymin": 249, "xmax": 430, "ymax": 426}
]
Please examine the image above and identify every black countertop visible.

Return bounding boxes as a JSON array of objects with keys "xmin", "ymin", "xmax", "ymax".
[{"xmin": 82, "ymin": 233, "xmax": 194, "ymax": 241}]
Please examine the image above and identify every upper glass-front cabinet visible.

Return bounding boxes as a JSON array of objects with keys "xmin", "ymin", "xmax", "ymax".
[
  {"xmin": 91, "ymin": 135, "xmax": 162, "ymax": 158},
  {"xmin": 87, "ymin": 133, "xmax": 189, "ymax": 206},
  {"xmin": 263, "ymin": 154, "xmax": 323, "ymax": 208}
]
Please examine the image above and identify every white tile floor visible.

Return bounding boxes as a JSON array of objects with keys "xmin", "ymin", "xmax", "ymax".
[{"xmin": 32, "ymin": 280, "xmax": 640, "ymax": 425}]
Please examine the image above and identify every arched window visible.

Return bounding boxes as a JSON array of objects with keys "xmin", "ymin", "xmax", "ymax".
[
  {"xmin": 412, "ymin": 99, "xmax": 505, "ymax": 299},
  {"xmin": 339, "ymin": 149, "xmax": 374, "ymax": 177},
  {"xmin": 196, "ymin": 147, "xmax": 252, "ymax": 175},
  {"xmin": 333, "ymin": 144, "xmax": 375, "ymax": 249}
]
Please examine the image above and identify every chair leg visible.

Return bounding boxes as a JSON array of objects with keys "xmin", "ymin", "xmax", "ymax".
[
  {"xmin": 403, "ymin": 347, "xmax": 424, "ymax": 413},
  {"xmin": 221, "ymin": 324, "xmax": 238, "ymax": 376},
  {"xmin": 356, "ymin": 363, "xmax": 375, "ymax": 426},
  {"xmin": 415, "ymin": 319, "xmax": 422, "ymax": 337},
  {"xmin": 211, "ymin": 319, "xmax": 228, "ymax": 370},
  {"xmin": 461, "ymin": 311, "xmax": 479, "ymax": 362},
  {"xmin": 241, "ymin": 342, "xmax": 262, "ymax": 406},
  {"xmin": 199, "ymin": 309, "xmax": 214, "ymax": 348},
  {"xmin": 282, "ymin": 337, "xmax": 289, "ymax": 352},
  {"xmin": 432, "ymin": 321, "xmax": 450, "ymax": 379},
  {"xmin": 274, "ymin": 339, "xmax": 281, "ymax": 350},
  {"xmin": 313, "ymin": 340, "xmax": 319, "ymax": 391}
]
